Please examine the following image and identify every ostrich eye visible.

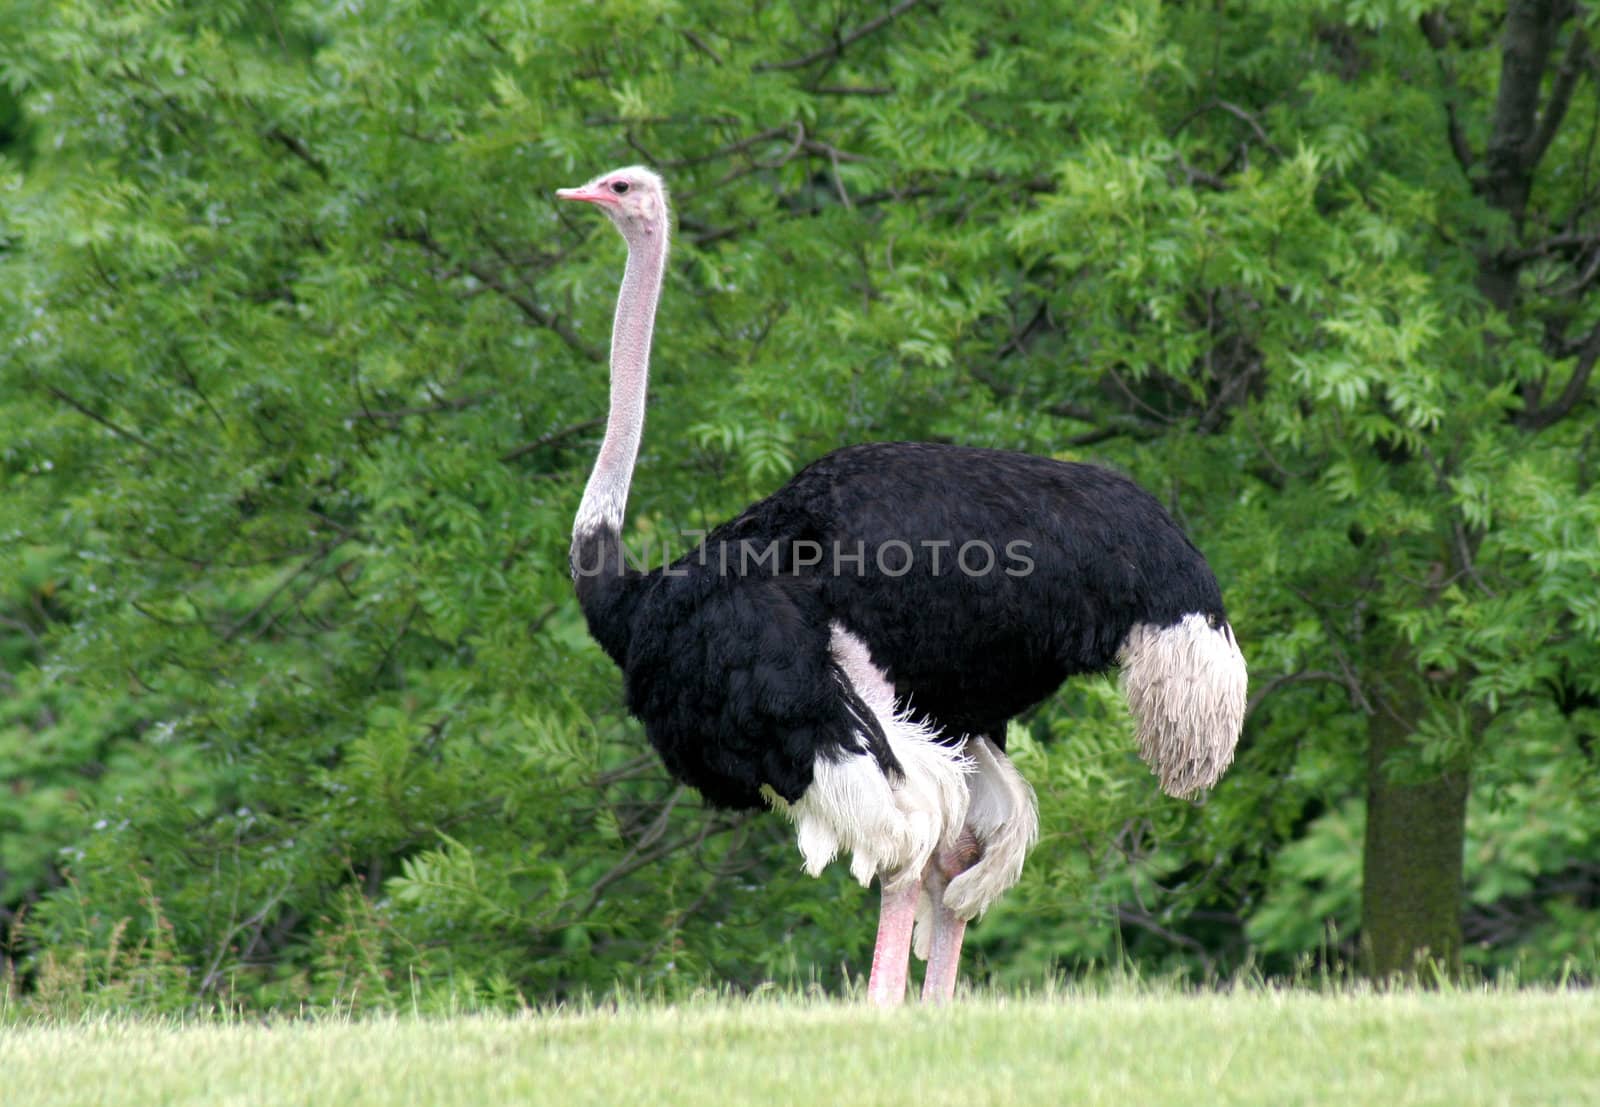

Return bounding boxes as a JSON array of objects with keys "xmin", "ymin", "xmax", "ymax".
[{"xmin": 610, "ymin": 181, "xmax": 631, "ymax": 195}]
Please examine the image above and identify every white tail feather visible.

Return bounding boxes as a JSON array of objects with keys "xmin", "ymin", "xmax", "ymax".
[{"xmin": 1118, "ymin": 614, "xmax": 1247, "ymax": 799}]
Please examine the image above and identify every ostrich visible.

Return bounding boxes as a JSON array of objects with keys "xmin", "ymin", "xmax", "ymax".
[{"xmin": 556, "ymin": 166, "xmax": 1246, "ymax": 1005}]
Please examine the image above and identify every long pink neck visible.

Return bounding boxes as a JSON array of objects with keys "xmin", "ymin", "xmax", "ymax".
[{"xmin": 574, "ymin": 221, "xmax": 667, "ymax": 539}]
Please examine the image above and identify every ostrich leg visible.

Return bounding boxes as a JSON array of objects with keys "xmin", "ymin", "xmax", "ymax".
[
  {"xmin": 920, "ymin": 830, "xmax": 981, "ymax": 1004},
  {"xmin": 866, "ymin": 878, "xmax": 921, "ymax": 1007}
]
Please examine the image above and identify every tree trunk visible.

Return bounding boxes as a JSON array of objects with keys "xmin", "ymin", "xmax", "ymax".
[{"xmin": 1361, "ymin": 683, "xmax": 1469, "ymax": 979}]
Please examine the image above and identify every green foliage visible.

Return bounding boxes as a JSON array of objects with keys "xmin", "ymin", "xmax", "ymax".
[{"xmin": 1, "ymin": 0, "xmax": 1597, "ymax": 1011}]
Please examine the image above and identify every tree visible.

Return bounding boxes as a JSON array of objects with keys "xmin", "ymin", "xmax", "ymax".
[
  {"xmin": 1361, "ymin": 0, "xmax": 1599, "ymax": 978},
  {"xmin": 1, "ymin": 0, "xmax": 1596, "ymax": 1009}
]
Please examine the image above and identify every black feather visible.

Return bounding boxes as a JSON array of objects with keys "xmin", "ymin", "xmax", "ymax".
[{"xmin": 574, "ymin": 442, "xmax": 1229, "ymax": 810}]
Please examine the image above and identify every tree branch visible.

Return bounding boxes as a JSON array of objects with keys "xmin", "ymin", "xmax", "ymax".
[
  {"xmin": 349, "ymin": 392, "xmax": 493, "ymax": 422},
  {"xmin": 266, "ymin": 126, "xmax": 330, "ymax": 181},
  {"xmin": 1550, "ymin": 243, "xmax": 1600, "ymax": 297},
  {"xmin": 1115, "ymin": 905, "xmax": 1215, "ymax": 972},
  {"xmin": 1245, "ymin": 670, "xmax": 1354, "ymax": 720},
  {"xmin": 661, "ymin": 124, "xmax": 792, "ymax": 170},
  {"xmin": 814, "ymin": 84, "xmax": 895, "ymax": 97},
  {"xmin": 754, "ymin": 0, "xmax": 925, "ymax": 72},
  {"xmin": 221, "ymin": 540, "xmax": 340, "ymax": 642},
  {"xmin": 680, "ymin": 29, "xmax": 725, "ymax": 66},
  {"xmin": 1521, "ymin": 317, "xmax": 1600, "ymax": 429},
  {"xmin": 391, "ymin": 227, "xmax": 602, "ymax": 361},
  {"xmin": 43, "ymin": 384, "xmax": 166, "ymax": 455},
  {"xmin": 1420, "ymin": 11, "xmax": 1477, "ymax": 174},
  {"xmin": 1500, "ymin": 229, "xmax": 1600, "ymax": 261},
  {"xmin": 1481, "ymin": 0, "xmax": 1571, "ymax": 217},
  {"xmin": 1193, "ymin": 98, "xmax": 1285, "ymax": 158},
  {"xmin": 1525, "ymin": 25, "xmax": 1589, "ymax": 170},
  {"xmin": 498, "ymin": 416, "xmax": 605, "ymax": 464}
]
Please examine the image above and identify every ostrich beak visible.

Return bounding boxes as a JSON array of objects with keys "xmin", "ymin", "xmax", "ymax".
[{"xmin": 556, "ymin": 183, "xmax": 613, "ymax": 206}]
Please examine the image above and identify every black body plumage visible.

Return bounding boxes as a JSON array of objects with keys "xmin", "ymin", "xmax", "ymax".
[{"xmin": 572, "ymin": 442, "xmax": 1229, "ymax": 810}]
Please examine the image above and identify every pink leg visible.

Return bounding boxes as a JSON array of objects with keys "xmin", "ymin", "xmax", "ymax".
[
  {"xmin": 920, "ymin": 871, "xmax": 967, "ymax": 1004},
  {"xmin": 866, "ymin": 879, "xmax": 920, "ymax": 1007},
  {"xmin": 920, "ymin": 830, "xmax": 981, "ymax": 1004}
]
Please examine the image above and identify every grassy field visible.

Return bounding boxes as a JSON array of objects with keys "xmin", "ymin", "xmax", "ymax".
[{"xmin": 3, "ymin": 988, "xmax": 1597, "ymax": 1106}]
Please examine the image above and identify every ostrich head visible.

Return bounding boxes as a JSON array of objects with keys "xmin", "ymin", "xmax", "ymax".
[{"xmin": 556, "ymin": 166, "xmax": 669, "ymax": 245}]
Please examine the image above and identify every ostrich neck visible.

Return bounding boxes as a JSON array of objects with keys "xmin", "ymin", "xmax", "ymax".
[{"xmin": 574, "ymin": 225, "xmax": 667, "ymax": 540}]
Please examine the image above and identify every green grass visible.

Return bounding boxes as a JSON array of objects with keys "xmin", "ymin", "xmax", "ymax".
[{"xmin": 3, "ymin": 989, "xmax": 1597, "ymax": 1106}]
